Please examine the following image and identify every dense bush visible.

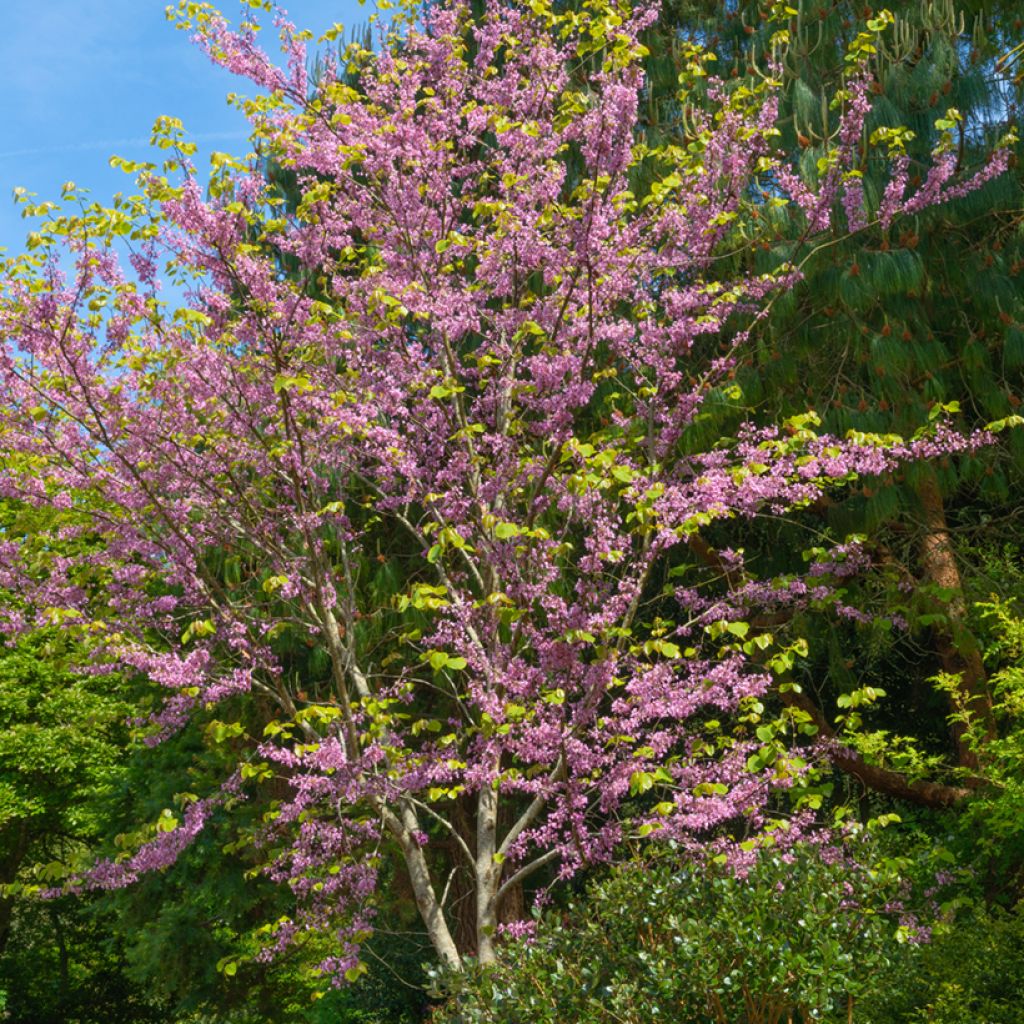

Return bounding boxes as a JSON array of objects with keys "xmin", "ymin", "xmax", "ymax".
[
  {"xmin": 859, "ymin": 904, "xmax": 1024, "ymax": 1024},
  {"xmin": 435, "ymin": 841, "xmax": 910, "ymax": 1024}
]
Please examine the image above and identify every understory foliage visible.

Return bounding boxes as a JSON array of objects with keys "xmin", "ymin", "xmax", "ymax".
[
  {"xmin": 857, "ymin": 903, "xmax": 1024, "ymax": 1024},
  {"xmin": 435, "ymin": 839, "xmax": 914, "ymax": 1024},
  {"xmin": 0, "ymin": 0, "xmax": 1014, "ymax": 994}
]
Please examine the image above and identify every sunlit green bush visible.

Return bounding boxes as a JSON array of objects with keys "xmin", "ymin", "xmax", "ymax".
[{"xmin": 435, "ymin": 841, "xmax": 909, "ymax": 1024}]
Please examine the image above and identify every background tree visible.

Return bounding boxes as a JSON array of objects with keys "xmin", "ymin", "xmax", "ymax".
[
  {"xmin": 631, "ymin": 0, "xmax": 1023, "ymax": 802},
  {"xmin": 0, "ymin": 496, "xmax": 169, "ymax": 1021}
]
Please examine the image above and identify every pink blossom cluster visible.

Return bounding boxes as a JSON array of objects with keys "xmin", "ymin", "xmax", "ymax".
[{"xmin": 68, "ymin": 797, "xmax": 217, "ymax": 893}]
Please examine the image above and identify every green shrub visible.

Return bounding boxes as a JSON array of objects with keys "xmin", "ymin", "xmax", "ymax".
[
  {"xmin": 434, "ymin": 842, "xmax": 907, "ymax": 1024},
  {"xmin": 859, "ymin": 904, "xmax": 1024, "ymax": 1024}
]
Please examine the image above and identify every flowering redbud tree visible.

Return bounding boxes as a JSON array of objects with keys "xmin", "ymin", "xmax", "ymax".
[{"xmin": 0, "ymin": 0, "xmax": 1008, "ymax": 978}]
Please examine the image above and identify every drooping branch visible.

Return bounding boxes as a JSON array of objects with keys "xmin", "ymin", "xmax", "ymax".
[
  {"xmin": 690, "ymin": 532, "xmax": 974, "ymax": 808},
  {"xmin": 778, "ymin": 686, "xmax": 971, "ymax": 808}
]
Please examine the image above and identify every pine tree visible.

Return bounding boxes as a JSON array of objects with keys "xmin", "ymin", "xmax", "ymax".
[{"xmin": 651, "ymin": 0, "xmax": 1023, "ymax": 782}]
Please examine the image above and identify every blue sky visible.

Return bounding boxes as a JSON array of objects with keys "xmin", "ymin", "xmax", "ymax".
[{"xmin": 0, "ymin": 0, "xmax": 366, "ymax": 250}]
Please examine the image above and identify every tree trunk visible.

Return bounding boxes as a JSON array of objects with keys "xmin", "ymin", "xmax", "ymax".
[
  {"xmin": 474, "ymin": 781, "xmax": 500, "ymax": 965},
  {"xmin": 388, "ymin": 803, "xmax": 462, "ymax": 971},
  {"xmin": 448, "ymin": 796, "xmax": 479, "ymax": 955},
  {"xmin": 50, "ymin": 904, "xmax": 70, "ymax": 992},
  {"xmin": 916, "ymin": 471, "xmax": 997, "ymax": 767}
]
